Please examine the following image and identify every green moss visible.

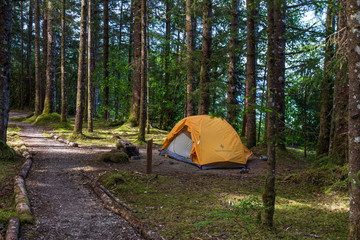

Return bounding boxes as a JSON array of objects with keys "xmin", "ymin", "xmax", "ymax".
[
  {"xmin": 32, "ymin": 113, "xmax": 61, "ymax": 129},
  {"xmin": 0, "ymin": 142, "xmax": 15, "ymax": 161},
  {"xmin": 99, "ymin": 151, "xmax": 129, "ymax": 163}
]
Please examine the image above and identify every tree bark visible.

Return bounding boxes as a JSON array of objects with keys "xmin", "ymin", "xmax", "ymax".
[
  {"xmin": 42, "ymin": 0, "xmax": 55, "ymax": 114},
  {"xmin": 347, "ymin": 2, "xmax": 360, "ymax": 238},
  {"xmin": 129, "ymin": 0, "xmax": 141, "ymax": 126},
  {"xmin": 92, "ymin": 0, "xmax": 99, "ymax": 117},
  {"xmin": 330, "ymin": 0, "xmax": 348, "ymax": 163},
  {"xmin": 60, "ymin": 0, "xmax": 67, "ymax": 122},
  {"xmin": 0, "ymin": 0, "xmax": 12, "ymax": 144},
  {"xmin": 41, "ymin": 0, "xmax": 47, "ymax": 112},
  {"xmin": 316, "ymin": 4, "xmax": 334, "ymax": 157},
  {"xmin": 160, "ymin": 0, "xmax": 171, "ymax": 129},
  {"xmin": 185, "ymin": 0, "xmax": 195, "ymax": 117},
  {"xmin": 74, "ymin": 0, "xmax": 87, "ymax": 133},
  {"xmin": 226, "ymin": 0, "xmax": 239, "ymax": 129},
  {"xmin": 273, "ymin": 0, "xmax": 286, "ymax": 150},
  {"xmin": 198, "ymin": 0, "xmax": 212, "ymax": 115},
  {"xmin": 261, "ymin": 0, "xmax": 276, "ymax": 227},
  {"xmin": 26, "ymin": 0, "xmax": 34, "ymax": 107},
  {"xmin": 245, "ymin": 0, "xmax": 257, "ymax": 148},
  {"xmin": 34, "ymin": 0, "xmax": 41, "ymax": 116},
  {"xmin": 87, "ymin": 0, "xmax": 93, "ymax": 132},
  {"xmin": 103, "ymin": 0, "xmax": 109, "ymax": 120},
  {"xmin": 138, "ymin": 0, "xmax": 147, "ymax": 142},
  {"xmin": 128, "ymin": 0, "xmax": 134, "ymax": 117},
  {"xmin": 20, "ymin": 1, "xmax": 24, "ymax": 109}
]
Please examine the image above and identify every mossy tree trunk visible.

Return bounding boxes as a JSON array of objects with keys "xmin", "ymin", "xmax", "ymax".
[
  {"xmin": 347, "ymin": 1, "xmax": 360, "ymax": 238},
  {"xmin": 60, "ymin": 0, "xmax": 67, "ymax": 122},
  {"xmin": 330, "ymin": 0, "xmax": 348, "ymax": 164},
  {"xmin": 42, "ymin": 0, "xmax": 55, "ymax": 115},
  {"xmin": 0, "ymin": 0, "xmax": 12, "ymax": 144},
  {"xmin": 226, "ymin": 0, "xmax": 239, "ymax": 129},
  {"xmin": 245, "ymin": 0, "xmax": 257, "ymax": 148},
  {"xmin": 261, "ymin": 0, "xmax": 276, "ymax": 227},
  {"xmin": 87, "ymin": 0, "xmax": 93, "ymax": 132},
  {"xmin": 20, "ymin": 1, "xmax": 24, "ymax": 109},
  {"xmin": 316, "ymin": 4, "xmax": 335, "ymax": 158},
  {"xmin": 74, "ymin": 0, "xmax": 87, "ymax": 133},
  {"xmin": 129, "ymin": 0, "xmax": 141, "ymax": 126},
  {"xmin": 198, "ymin": 0, "xmax": 212, "ymax": 115},
  {"xmin": 185, "ymin": 0, "xmax": 195, "ymax": 117},
  {"xmin": 34, "ymin": 0, "xmax": 41, "ymax": 116},
  {"xmin": 103, "ymin": 0, "xmax": 109, "ymax": 120},
  {"xmin": 26, "ymin": 0, "xmax": 33, "ymax": 108},
  {"xmin": 41, "ymin": 0, "xmax": 47, "ymax": 112},
  {"xmin": 138, "ymin": 0, "xmax": 147, "ymax": 142}
]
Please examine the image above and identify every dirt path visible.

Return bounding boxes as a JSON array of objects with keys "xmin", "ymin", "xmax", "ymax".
[{"xmin": 10, "ymin": 112, "xmax": 143, "ymax": 240}]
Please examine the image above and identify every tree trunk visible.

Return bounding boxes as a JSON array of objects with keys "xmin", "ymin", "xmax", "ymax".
[
  {"xmin": 258, "ymin": 62, "xmax": 267, "ymax": 143},
  {"xmin": 92, "ymin": 0, "xmax": 99, "ymax": 117},
  {"xmin": 128, "ymin": 0, "xmax": 134, "ymax": 117},
  {"xmin": 103, "ymin": 0, "xmax": 109, "ymax": 120},
  {"xmin": 129, "ymin": 0, "xmax": 141, "ymax": 126},
  {"xmin": 146, "ymin": 10, "xmax": 150, "ymax": 134},
  {"xmin": 185, "ymin": 0, "xmax": 195, "ymax": 117},
  {"xmin": 261, "ymin": 0, "xmax": 276, "ymax": 227},
  {"xmin": 34, "ymin": 0, "xmax": 41, "ymax": 116},
  {"xmin": 245, "ymin": 0, "xmax": 257, "ymax": 148},
  {"xmin": 138, "ymin": 0, "xmax": 147, "ymax": 141},
  {"xmin": 20, "ymin": 1, "xmax": 24, "ymax": 109},
  {"xmin": 74, "ymin": 0, "xmax": 87, "ymax": 133},
  {"xmin": 60, "ymin": 0, "xmax": 67, "ymax": 122},
  {"xmin": 198, "ymin": 0, "xmax": 212, "ymax": 115},
  {"xmin": 226, "ymin": 0, "xmax": 239, "ymax": 129},
  {"xmin": 160, "ymin": 0, "xmax": 171, "ymax": 129},
  {"xmin": 316, "ymin": 4, "xmax": 334, "ymax": 157},
  {"xmin": 87, "ymin": 0, "xmax": 93, "ymax": 132},
  {"xmin": 330, "ymin": 0, "xmax": 348, "ymax": 163},
  {"xmin": 42, "ymin": 0, "xmax": 55, "ymax": 114},
  {"xmin": 273, "ymin": 0, "xmax": 286, "ymax": 150},
  {"xmin": 347, "ymin": 2, "xmax": 360, "ymax": 238},
  {"xmin": 26, "ymin": 0, "xmax": 34, "ymax": 107},
  {"xmin": 115, "ymin": 0, "xmax": 124, "ymax": 119},
  {"xmin": 0, "ymin": 0, "xmax": 12, "ymax": 144},
  {"xmin": 41, "ymin": 0, "xmax": 47, "ymax": 112}
]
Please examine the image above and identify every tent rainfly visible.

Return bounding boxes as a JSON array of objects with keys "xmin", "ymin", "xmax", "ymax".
[{"xmin": 160, "ymin": 115, "xmax": 252, "ymax": 169}]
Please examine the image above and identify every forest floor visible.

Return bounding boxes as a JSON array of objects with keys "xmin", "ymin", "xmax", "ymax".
[{"xmin": 3, "ymin": 110, "xmax": 350, "ymax": 239}]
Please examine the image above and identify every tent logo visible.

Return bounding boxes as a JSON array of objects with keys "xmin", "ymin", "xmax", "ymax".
[
  {"xmin": 220, "ymin": 144, "xmax": 224, "ymax": 149},
  {"xmin": 216, "ymin": 144, "xmax": 232, "ymax": 153}
]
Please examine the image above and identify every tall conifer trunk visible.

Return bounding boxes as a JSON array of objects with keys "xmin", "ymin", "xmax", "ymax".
[
  {"xmin": 198, "ymin": 0, "xmax": 212, "ymax": 115},
  {"xmin": 330, "ymin": 0, "xmax": 348, "ymax": 163},
  {"xmin": 185, "ymin": 0, "xmax": 195, "ymax": 116},
  {"xmin": 60, "ymin": 0, "xmax": 67, "ymax": 122},
  {"xmin": 87, "ymin": 0, "xmax": 93, "ymax": 132},
  {"xmin": 74, "ymin": 0, "xmax": 87, "ymax": 133},
  {"xmin": 262, "ymin": 0, "xmax": 276, "ymax": 227},
  {"xmin": 103, "ymin": 0, "xmax": 109, "ymax": 120},
  {"xmin": 26, "ymin": 0, "xmax": 34, "ymax": 107},
  {"xmin": 129, "ymin": 0, "xmax": 141, "ymax": 126},
  {"xmin": 138, "ymin": 0, "xmax": 147, "ymax": 141},
  {"xmin": 20, "ymin": 1, "xmax": 24, "ymax": 109},
  {"xmin": 41, "ymin": 0, "xmax": 47, "ymax": 112},
  {"xmin": 226, "ymin": 0, "xmax": 239, "ymax": 128},
  {"xmin": 42, "ymin": 0, "xmax": 55, "ymax": 114},
  {"xmin": 316, "ymin": 4, "xmax": 334, "ymax": 157},
  {"xmin": 34, "ymin": 0, "xmax": 41, "ymax": 116},
  {"xmin": 0, "ymin": 0, "xmax": 12, "ymax": 144},
  {"xmin": 245, "ymin": 0, "xmax": 257, "ymax": 148},
  {"xmin": 347, "ymin": 1, "xmax": 360, "ymax": 238}
]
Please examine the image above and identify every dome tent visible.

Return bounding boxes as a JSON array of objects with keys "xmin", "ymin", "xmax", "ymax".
[{"xmin": 160, "ymin": 115, "xmax": 252, "ymax": 169}]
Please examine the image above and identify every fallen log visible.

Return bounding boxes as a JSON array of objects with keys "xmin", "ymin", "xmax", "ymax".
[
  {"xmin": 81, "ymin": 171, "xmax": 165, "ymax": 240},
  {"xmin": 82, "ymin": 171, "xmax": 136, "ymax": 213},
  {"xmin": 18, "ymin": 158, "xmax": 32, "ymax": 179},
  {"xmin": 14, "ymin": 176, "xmax": 32, "ymax": 222},
  {"xmin": 5, "ymin": 216, "xmax": 20, "ymax": 240}
]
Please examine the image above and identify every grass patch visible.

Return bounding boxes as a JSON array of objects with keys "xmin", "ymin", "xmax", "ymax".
[
  {"xmin": 99, "ymin": 169, "xmax": 348, "ymax": 239},
  {"xmin": 99, "ymin": 151, "xmax": 129, "ymax": 163}
]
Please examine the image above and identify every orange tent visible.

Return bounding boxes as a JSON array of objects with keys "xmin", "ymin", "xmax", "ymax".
[{"xmin": 160, "ymin": 115, "xmax": 252, "ymax": 169}]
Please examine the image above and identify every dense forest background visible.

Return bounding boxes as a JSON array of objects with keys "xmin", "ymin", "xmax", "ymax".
[{"xmin": 1, "ymin": 0, "xmax": 360, "ymax": 236}]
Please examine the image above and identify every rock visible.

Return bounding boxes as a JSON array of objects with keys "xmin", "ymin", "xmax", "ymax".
[{"xmin": 99, "ymin": 151, "xmax": 129, "ymax": 164}]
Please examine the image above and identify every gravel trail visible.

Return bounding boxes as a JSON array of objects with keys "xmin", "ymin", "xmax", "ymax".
[{"xmin": 11, "ymin": 113, "xmax": 143, "ymax": 240}]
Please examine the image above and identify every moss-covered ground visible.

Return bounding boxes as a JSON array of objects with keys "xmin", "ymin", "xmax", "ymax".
[
  {"xmin": 10, "ymin": 112, "xmax": 349, "ymax": 239},
  {"xmin": 0, "ymin": 124, "xmax": 24, "ymax": 234}
]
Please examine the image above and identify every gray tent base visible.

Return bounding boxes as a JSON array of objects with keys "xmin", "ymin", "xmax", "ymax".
[{"xmin": 160, "ymin": 149, "xmax": 247, "ymax": 170}]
